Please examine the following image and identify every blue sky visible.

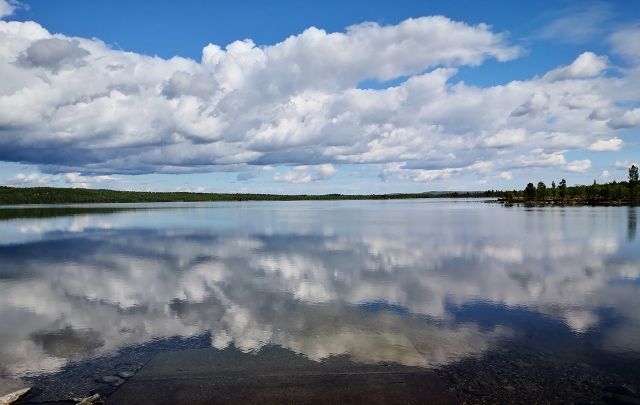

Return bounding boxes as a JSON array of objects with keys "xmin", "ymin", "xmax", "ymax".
[{"xmin": 0, "ymin": 0, "xmax": 639, "ymax": 193}]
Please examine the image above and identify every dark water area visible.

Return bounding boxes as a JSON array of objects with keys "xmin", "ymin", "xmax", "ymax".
[{"xmin": 0, "ymin": 200, "xmax": 639, "ymax": 403}]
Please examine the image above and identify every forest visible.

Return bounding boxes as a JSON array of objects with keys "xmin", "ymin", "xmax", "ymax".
[
  {"xmin": 502, "ymin": 164, "xmax": 639, "ymax": 205},
  {"xmin": 0, "ymin": 186, "xmax": 497, "ymax": 205}
]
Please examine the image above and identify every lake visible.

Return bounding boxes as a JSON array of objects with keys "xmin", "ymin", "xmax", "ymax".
[{"xmin": 0, "ymin": 200, "xmax": 639, "ymax": 403}]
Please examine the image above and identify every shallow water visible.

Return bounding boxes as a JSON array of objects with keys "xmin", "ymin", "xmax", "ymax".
[{"xmin": 0, "ymin": 200, "xmax": 639, "ymax": 400}]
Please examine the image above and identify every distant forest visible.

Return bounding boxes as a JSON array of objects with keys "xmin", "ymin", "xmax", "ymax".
[
  {"xmin": 0, "ymin": 164, "xmax": 637, "ymax": 205},
  {"xmin": 0, "ymin": 186, "xmax": 496, "ymax": 205}
]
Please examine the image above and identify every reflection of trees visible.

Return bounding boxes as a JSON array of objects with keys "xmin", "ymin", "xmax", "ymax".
[{"xmin": 629, "ymin": 206, "xmax": 637, "ymax": 242}]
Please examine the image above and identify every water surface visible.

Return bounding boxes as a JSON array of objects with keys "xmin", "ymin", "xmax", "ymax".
[{"xmin": 0, "ymin": 200, "xmax": 639, "ymax": 399}]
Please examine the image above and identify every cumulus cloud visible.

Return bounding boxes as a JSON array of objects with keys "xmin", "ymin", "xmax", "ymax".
[
  {"xmin": 0, "ymin": 0, "xmax": 19, "ymax": 19},
  {"xmin": 380, "ymin": 160, "xmax": 492, "ymax": 183},
  {"xmin": 543, "ymin": 52, "xmax": 608, "ymax": 82},
  {"xmin": 314, "ymin": 164, "xmax": 338, "ymax": 180},
  {"xmin": 565, "ymin": 159, "xmax": 591, "ymax": 173},
  {"xmin": 609, "ymin": 26, "xmax": 640, "ymax": 62},
  {"xmin": 589, "ymin": 107, "xmax": 622, "ymax": 121},
  {"xmin": 482, "ymin": 128, "xmax": 526, "ymax": 148},
  {"xmin": 160, "ymin": 71, "xmax": 218, "ymax": 100},
  {"xmin": 64, "ymin": 172, "xmax": 120, "ymax": 188},
  {"xmin": 0, "ymin": 17, "xmax": 525, "ymax": 179},
  {"xmin": 16, "ymin": 38, "xmax": 90, "ymax": 71},
  {"xmin": 1, "ymin": 171, "xmax": 121, "ymax": 188},
  {"xmin": 495, "ymin": 171, "xmax": 513, "ymax": 181},
  {"xmin": 3, "ymin": 173, "xmax": 57, "ymax": 186},
  {"xmin": 587, "ymin": 137, "xmax": 623, "ymax": 152},
  {"xmin": 513, "ymin": 152, "xmax": 566, "ymax": 168},
  {"xmin": 273, "ymin": 164, "xmax": 337, "ymax": 183},
  {"xmin": 510, "ymin": 91, "xmax": 550, "ymax": 117},
  {"xmin": 607, "ymin": 109, "xmax": 640, "ymax": 129},
  {"xmin": 614, "ymin": 161, "xmax": 639, "ymax": 170},
  {"xmin": 0, "ymin": 16, "xmax": 638, "ymax": 186}
]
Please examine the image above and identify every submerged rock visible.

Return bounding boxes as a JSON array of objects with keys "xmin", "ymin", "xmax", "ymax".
[
  {"xmin": 117, "ymin": 371, "xmax": 135, "ymax": 379},
  {"xmin": 0, "ymin": 387, "xmax": 32, "ymax": 405},
  {"xmin": 97, "ymin": 375, "xmax": 119, "ymax": 384}
]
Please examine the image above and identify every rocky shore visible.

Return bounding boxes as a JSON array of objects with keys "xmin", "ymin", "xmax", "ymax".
[
  {"xmin": 436, "ymin": 344, "xmax": 640, "ymax": 404},
  {"xmin": 8, "ymin": 332, "xmax": 640, "ymax": 404},
  {"xmin": 17, "ymin": 334, "xmax": 212, "ymax": 403}
]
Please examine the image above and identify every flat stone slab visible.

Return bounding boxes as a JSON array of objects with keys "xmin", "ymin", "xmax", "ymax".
[
  {"xmin": 0, "ymin": 379, "xmax": 29, "ymax": 398},
  {"xmin": 106, "ymin": 346, "xmax": 460, "ymax": 404}
]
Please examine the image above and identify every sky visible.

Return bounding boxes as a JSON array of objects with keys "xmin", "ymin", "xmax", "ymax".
[{"xmin": 0, "ymin": 0, "xmax": 639, "ymax": 194}]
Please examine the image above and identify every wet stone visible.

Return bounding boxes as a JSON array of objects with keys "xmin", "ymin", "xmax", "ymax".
[
  {"xmin": 96, "ymin": 375, "xmax": 122, "ymax": 384},
  {"xmin": 117, "ymin": 371, "xmax": 135, "ymax": 379}
]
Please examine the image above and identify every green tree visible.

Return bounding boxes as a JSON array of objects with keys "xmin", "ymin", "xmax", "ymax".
[
  {"xmin": 587, "ymin": 180, "xmax": 599, "ymax": 201},
  {"xmin": 551, "ymin": 181, "xmax": 557, "ymax": 199},
  {"xmin": 558, "ymin": 179, "xmax": 567, "ymax": 201},
  {"xmin": 505, "ymin": 191, "xmax": 514, "ymax": 203},
  {"xmin": 602, "ymin": 183, "xmax": 611, "ymax": 201},
  {"xmin": 537, "ymin": 181, "xmax": 547, "ymax": 201},
  {"xmin": 525, "ymin": 183, "xmax": 537, "ymax": 202},
  {"xmin": 630, "ymin": 165, "xmax": 639, "ymax": 203}
]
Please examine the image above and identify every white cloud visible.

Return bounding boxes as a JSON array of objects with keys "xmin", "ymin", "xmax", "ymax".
[
  {"xmin": 273, "ymin": 164, "xmax": 338, "ymax": 183},
  {"xmin": 495, "ymin": 171, "xmax": 513, "ymax": 181},
  {"xmin": 3, "ymin": 172, "xmax": 56, "ymax": 186},
  {"xmin": 1, "ymin": 171, "xmax": 123, "ymax": 188},
  {"xmin": 0, "ymin": 15, "xmax": 637, "ymax": 188},
  {"xmin": 314, "ymin": 164, "xmax": 338, "ymax": 181},
  {"xmin": 587, "ymin": 137, "xmax": 623, "ymax": 152},
  {"xmin": 64, "ymin": 172, "xmax": 120, "ymax": 188},
  {"xmin": 565, "ymin": 159, "xmax": 591, "ymax": 173},
  {"xmin": 599, "ymin": 170, "xmax": 610, "ymax": 180},
  {"xmin": 614, "ymin": 161, "xmax": 639, "ymax": 170},
  {"xmin": 510, "ymin": 90, "xmax": 550, "ymax": 118},
  {"xmin": 513, "ymin": 152, "xmax": 566, "ymax": 168},
  {"xmin": 607, "ymin": 109, "xmax": 640, "ymax": 130},
  {"xmin": 0, "ymin": 0, "xmax": 19, "ymax": 19},
  {"xmin": 482, "ymin": 128, "xmax": 526, "ymax": 148},
  {"xmin": 610, "ymin": 26, "xmax": 640, "ymax": 62},
  {"xmin": 543, "ymin": 52, "xmax": 608, "ymax": 82},
  {"xmin": 380, "ymin": 160, "xmax": 492, "ymax": 183}
]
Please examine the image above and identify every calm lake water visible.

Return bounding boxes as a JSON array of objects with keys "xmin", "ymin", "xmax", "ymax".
[{"xmin": 1, "ymin": 200, "xmax": 639, "ymax": 401}]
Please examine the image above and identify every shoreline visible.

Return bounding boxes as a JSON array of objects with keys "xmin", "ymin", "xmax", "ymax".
[{"xmin": 487, "ymin": 199, "xmax": 638, "ymax": 207}]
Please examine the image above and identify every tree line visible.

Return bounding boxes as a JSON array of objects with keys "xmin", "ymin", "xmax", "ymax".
[
  {"xmin": 504, "ymin": 165, "xmax": 639, "ymax": 205},
  {"xmin": 0, "ymin": 187, "xmax": 498, "ymax": 205},
  {"xmin": 0, "ymin": 165, "xmax": 636, "ymax": 205}
]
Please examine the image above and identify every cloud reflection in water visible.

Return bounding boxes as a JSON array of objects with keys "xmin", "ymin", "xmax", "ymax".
[{"xmin": 0, "ymin": 202, "xmax": 638, "ymax": 377}]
